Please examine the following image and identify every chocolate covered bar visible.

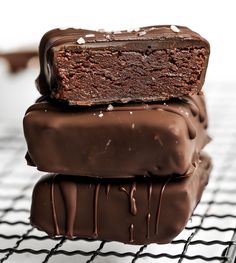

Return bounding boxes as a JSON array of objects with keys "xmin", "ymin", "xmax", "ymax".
[
  {"xmin": 24, "ymin": 94, "xmax": 210, "ymax": 178},
  {"xmin": 36, "ymin": 25, "xmax": 210, "ymax": 105},
  {"xmin": 30, "ymin": 153, "xmax": 211, "ymax": 244}
]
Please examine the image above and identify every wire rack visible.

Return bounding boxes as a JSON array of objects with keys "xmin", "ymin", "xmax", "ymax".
[{"xmin": 0, "ymin": 83, "xmax": 236, "ymax": 263}]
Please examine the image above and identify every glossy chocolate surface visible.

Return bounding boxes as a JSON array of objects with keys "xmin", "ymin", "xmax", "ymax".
[
  {"xmin": 36, "ymin": 25, "xmax": 210, "ymax": 105},
  {"xmin": 30, "ymin": 153, "xmax": 211, "ymax": 244},
  {"xmin": 24, "ymin": 94, "xmax": 210, "ymax": 178}
]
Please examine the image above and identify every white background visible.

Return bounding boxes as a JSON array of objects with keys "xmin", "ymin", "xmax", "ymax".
[{"xmin": 0, "ymin": 0, "xmax": 235, "ymax": 84}]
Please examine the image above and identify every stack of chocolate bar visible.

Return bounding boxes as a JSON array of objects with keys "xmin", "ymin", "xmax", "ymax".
[{"xmin": 23, "ymin": 25, "xmax": 211, "ymax": 245}]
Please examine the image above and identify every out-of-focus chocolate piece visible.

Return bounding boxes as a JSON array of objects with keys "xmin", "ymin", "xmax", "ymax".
[
  {"xmin": 0, "ymin": 50, "xmax": 38, "ymax": 73},
  {"xmin": 23, "ymin": 94, "xmax": 210, "ymax": 178},
  {"xmin": 36, "ymin": 25, "xmax": 210, "ymax": 105},
  {"xmin": 30, "ymin": 153, "xmax": 211, "ymax": 244}
]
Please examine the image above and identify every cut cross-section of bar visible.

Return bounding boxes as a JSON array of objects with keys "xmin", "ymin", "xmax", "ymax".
[{"xmin": 36, "ymin": 26, "xmax": 210, "ymax": 105}]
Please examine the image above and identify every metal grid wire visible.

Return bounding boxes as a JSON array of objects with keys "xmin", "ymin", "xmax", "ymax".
[{"xmin": 0, "ymin": 83, "xmax": 236, "ymax": 263}]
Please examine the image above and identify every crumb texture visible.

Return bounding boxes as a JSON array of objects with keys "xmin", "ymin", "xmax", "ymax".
[{"xmin": 52, "ymin": 47, "xmax": 208, "ymax": 104}]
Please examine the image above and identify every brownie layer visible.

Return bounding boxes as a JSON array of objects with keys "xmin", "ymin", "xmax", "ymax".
[
  {"xmin": 36, "ymin": 25, "xmax": 210, "ymax": 105},
  {"xmin": 30, "ymin": 153, "xmax": 211, "ymax": 244},
  {"xmin": 24, "ymin": 94, "xmax": 210, "ymax": 178}
]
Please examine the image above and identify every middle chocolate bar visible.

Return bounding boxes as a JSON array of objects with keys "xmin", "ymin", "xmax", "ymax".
[{"xmin": 24, "ymin": 94, "xmax": 209, "ymax": 178}]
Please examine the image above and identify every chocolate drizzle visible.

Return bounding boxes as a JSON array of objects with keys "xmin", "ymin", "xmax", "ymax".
[
  {"xmin": 148, "ymin": 183, "xmax": 152, "ymax": 210},
  {"xmin": 146, "ymin": 213, "xmax": 151, "ymax": 239},
  {"xmin": 129, "ymin": 224, "xmax": 134, "ymax": 243},
  {"xmin": 50, "ymin": 174, "xmax": 60, "ymax": 235},
  {"xmin": 155, "ymin": 176, "xmax": 172, "ymax": 235},
  {"xmin": 130, "ymin": 183, "xmax": 137, "ymax": 215},
  {"xmin": 146, "ymin": 183, "xmax": 153, "ymax": 239},
  {"xmin": 106, "ymin": 184, "xmax": 110, "ymax": 198},
  {"xmin": 30, "ymin": 153, "xmax": 212, "ymax": 244},
  {"xmin": 120, "ymin": 183, "xmax": 137, "ymax": 216},
  {"xmin": 58, "ymin": 179, "xmax": 77, "ymax": 238},
  {"xmin": 93, "ymin": 184, "xmax": 100, "ymax": 238}
]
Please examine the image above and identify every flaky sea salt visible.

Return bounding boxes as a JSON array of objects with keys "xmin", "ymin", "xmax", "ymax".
[
  {"xmin": 98, "ymin": 112, "xmax": 104, "ymax": 118},
  {"xmin": 85, "ymin": 34, "xmax": 95, "ymax": 38},
  {"xmin": 105, "ymin": 34, "xmax": 111, "ymax": 40},
  {"xmin": 107, "ymin": 104, "xmax": 114, "ymax": 111},
  {"xmin": 113, "ymin": 31, "xmax": 122, "ymax": 34},
  {"xmin": 77, "ymin": 37, "xmax": 86, "ymax": 44},
  {"xmin": 170, "ymin": 25, "xmax": 180, "ymax": 33},
  {"xmin": 138, "ymin": 31, "xmax": 146, "ymax": 36}
]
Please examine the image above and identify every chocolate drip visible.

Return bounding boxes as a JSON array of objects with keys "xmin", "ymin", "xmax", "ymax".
[
  {"xmin": 50, "ymin": 174, "xmax": 59, "ymax": 235},
  {"xmin": 155, "ymin": 177, "xmax": 172, "ymax": 235},
  {"xmin": 146, "ymin": 213, "xmax": 151, "ymax": 239},
  {"xmin": 130, "ymin": 183, "xmax": 137, "ymax": 215},
  {"xmin": 181, "ymin": 96, "xmax": 206, "ymax": 123},
  {"xmin": 198, "ymin": 95, "xmax": 208, "ymax": 128},
  {"xmin": 148, "ymin": 183, "xmax": 152, "ymax": 210},
  {"xmin": 58, "ymin": 179, "xmax": 77, "ymax": 238},
  {"xmin": 120, "ymin": 183, "xmax": 137, "ymax": 216},
  {"xmin": 146, "ymin": 183, "xmax": 153, "ymax": 239},
  {"xmin": 106, "ymin": 184, "xmax": 110, "ymax": 198},
  {"xmin": 93, "ymin": 184, "xmax": 100, "ymax": 238},
  {"xmin": 130, "ymin": 224, "xmax": 134, "ymax": 243}
]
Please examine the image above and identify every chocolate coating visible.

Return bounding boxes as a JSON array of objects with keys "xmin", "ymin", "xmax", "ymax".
[
  {"xmin": 36, "ymin": 25, "xmax": 210, "ymax": 105},
  {"xmin": 24, "ymin": 94, "xmax": 210, "ymax": 178},
  {"xmin": 30, "ymin": 153, "xmax": 211, "ymax": 244}
]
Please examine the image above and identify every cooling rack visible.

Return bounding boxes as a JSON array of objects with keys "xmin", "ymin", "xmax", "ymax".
[{"xmin": 0, "ymin": 83, "xmax": 236, "ymax": 263}]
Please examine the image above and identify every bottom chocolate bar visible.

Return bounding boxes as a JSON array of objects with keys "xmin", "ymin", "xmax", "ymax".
[{"xmin": 30, "ymin": 154, "xmax": 211, "ymax": 245}]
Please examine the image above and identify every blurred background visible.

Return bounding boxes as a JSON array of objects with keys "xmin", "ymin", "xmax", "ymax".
[{"xmin": 0, "ymin": 0, "xmax": 235, "ymax": 125}]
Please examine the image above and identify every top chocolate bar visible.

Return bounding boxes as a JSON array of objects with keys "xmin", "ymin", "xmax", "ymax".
[{"xmin": 36, "ymin": 25, "xmax": 210, "ymax": 105}]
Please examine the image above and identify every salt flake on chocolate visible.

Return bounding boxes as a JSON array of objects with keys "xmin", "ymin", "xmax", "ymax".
[
  {"xmin": 170, "ymin": 25, "xmax": 180, "ymax": 33},
  {"xmin": 98, "ymin": 112, "xmax": 104, "ymax": 118},
  {"xmin": 85, "ymin": 34, "xmax": 95, "ymax": 38},
  {"xmin": 105, "ymin": 34, "xmax": 111, "ymax": 40},
  {"xmin": 138, "ymin": 31, "xmax": 147, "ymax": 36},
  {"xmin": 107, "ymin": 104, "xmax": 114, "ymax": 111},
  {"xmin": 77, "ymin": 37, "xmax": 86, "ymax": 44}
]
